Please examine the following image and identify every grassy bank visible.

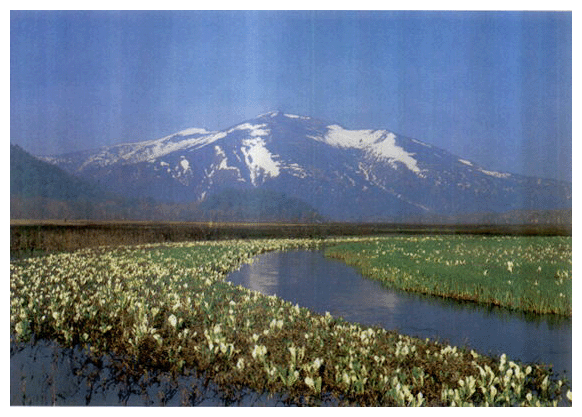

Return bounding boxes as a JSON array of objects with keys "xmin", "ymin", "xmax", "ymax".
[
  {"xmin": 325, "ymin": 236, "xmax": 572, "ymax": 316},
  {"xmin": 10, "ymin": 238, "xmax": 571, "ymax": 406}
]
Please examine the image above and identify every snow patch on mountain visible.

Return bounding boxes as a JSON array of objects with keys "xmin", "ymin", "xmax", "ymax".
[
  {"xmin": 310, "ymin": 125, "xmax": 423, "ymax": 175},
  {"xmin": 240, "ymin": 137, "xmax": 281, "ymax": 186},
  {"xmin": 257, "ymin": 111, "xmax": 279, "ymax": 118},
  {"xmin": 283, "ymin": 162, "xmax": 308, "ymax": 178},
  {"xmin": 371, "ymin": 133, "xmax": 423, "ymax": 175},
  {"xmin": 479, "ymin": 168, "xmax": 511, "ymax": 179},
  {"xmin": 316, "ymin": 125, "xmax": 385, "ymax": 148},
  {"xmin": 179, "ymin": 156, "xmax": 190, "ymax": 172},
  {"xmin": 229, "ymin": 123, "xmax": 270, "ymax": 137},
  {"xmin": 459, "ymin": 159, "xmax": 509, "ymax": 178},
  {"xmin": 215, "ymin": 146, "xmax": 243, "ymax": 176},
  {"xmin": 177, "ymin": 127, "xmax": 211, "ymax": 136},
  {"xmin": 167, "ymin": 156, "xmax": 194, "ymax": 185},
  {"xmin": 459, "ymin": 159, "xmax": 473, "ymax": 166},
  {"xmin": 411, "ymin": 139, "xmax": 432, "ymax": 148},
  {"xmin": 357, "ymin": 162, "xmax": 373, "ymax": 183},
  {"xmin": 284, "ymin": 113, "xmax": 310, "ymax": 120},
  {"xmin": 203, "ymin": 146, "xmax": 245, "ymax": 183}
]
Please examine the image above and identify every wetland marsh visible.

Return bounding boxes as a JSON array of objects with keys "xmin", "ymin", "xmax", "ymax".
[{"xmin": 10, "ymin": 234, "xmax": 572, "ymax": 406}]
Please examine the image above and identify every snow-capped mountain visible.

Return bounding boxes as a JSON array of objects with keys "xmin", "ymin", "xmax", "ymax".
[{"xmin": 40, "ymin": 111, "xmax": 571, "ymax": 221}]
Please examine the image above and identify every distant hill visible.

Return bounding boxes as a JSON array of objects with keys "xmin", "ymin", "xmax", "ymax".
[
  {"xmin": 11, "ymin": 144, "xmax": 142, "ymax": 220},
  {"xmin": 11, "ymin": 144, "xmax": 107, "ymax": 201}
]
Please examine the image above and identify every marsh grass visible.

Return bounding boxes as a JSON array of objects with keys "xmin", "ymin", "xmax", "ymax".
[
  {"xmin": 10, "ymin": 238, "xmax": 571, "ymax": 406},
  {"xmin": 325, "ymin": 235, "xmax": 572, "ymax": 316}
]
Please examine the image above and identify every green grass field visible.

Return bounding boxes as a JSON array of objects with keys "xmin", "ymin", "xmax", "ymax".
[
  {"xmin": 325, "ymin": 235, "xmax": 572, "ymax": 316},
  {"xmin": 10, "ymin": 237, "xmax": 571, "ymax": 406}
]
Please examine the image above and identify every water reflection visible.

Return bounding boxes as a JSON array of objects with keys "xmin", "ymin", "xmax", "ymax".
[{"xmin": 228, "ymin": 250, "xmax": 572, "ymax": 380}]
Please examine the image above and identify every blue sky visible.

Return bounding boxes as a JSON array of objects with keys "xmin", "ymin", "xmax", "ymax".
[{"xmin": 10, "ymin": 10, "xmax": 572, "ymax": 182}]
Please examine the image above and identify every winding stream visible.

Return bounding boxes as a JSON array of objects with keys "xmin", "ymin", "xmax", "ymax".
[{"xmin": 227, "ymin": 250, "xmax": 572, "ymax": 380}]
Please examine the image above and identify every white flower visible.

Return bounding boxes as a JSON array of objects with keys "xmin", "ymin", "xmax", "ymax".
[
  {"xmin": 288, "ymin": 346, "xmax": 297, "ymax": 361},
  {"xmin": 251, "ymin": 344, "xmax": 267, "ymax": 359},
  {"xmin": 343, "ymin": 372, "xmax": 350, "ymax": 385},
  {"xmin": 168, "ymin": 314, "xmax": 177, "ymax": 328}
]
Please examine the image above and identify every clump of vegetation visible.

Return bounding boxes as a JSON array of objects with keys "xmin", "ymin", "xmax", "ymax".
[
  {"xmin": 325, "ymin": 235, "xmax": 572, "ymax": 316},
  {"xmin": 10, "ymin": 238, "xmax": 571, "ymax": 406}
]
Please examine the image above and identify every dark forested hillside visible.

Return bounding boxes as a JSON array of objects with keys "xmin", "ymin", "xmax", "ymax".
[
  {"xmin": 198, "ymin": 188, "xmax": 324, "ymax": 222},
  {"xmin": 11, "ymin": 144, "xmax": 107, "ymax": 201}
]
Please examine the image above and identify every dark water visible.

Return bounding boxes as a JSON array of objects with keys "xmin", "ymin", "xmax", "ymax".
[
  {"xmin": 10, "ymin": 338, "xmax": 289, "ymax": 406},
  {"xmin": 227, "ymin": 250, "xmax": 572, "ymax": 380}
]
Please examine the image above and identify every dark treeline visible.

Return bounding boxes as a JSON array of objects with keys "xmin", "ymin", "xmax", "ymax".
[{"xmin": 10, "ymin": 221, "xmax": 571, "ymax": 258}]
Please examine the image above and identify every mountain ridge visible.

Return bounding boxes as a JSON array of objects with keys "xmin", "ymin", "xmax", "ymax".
[{"xmin": 36, "ymin": 111, "xmax": 571, "ymax": 222}]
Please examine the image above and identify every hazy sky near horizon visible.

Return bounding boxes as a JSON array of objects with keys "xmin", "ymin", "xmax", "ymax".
[{"xmin": 10, "ymin": 10, "xmax": 572, "ymax": 182}]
